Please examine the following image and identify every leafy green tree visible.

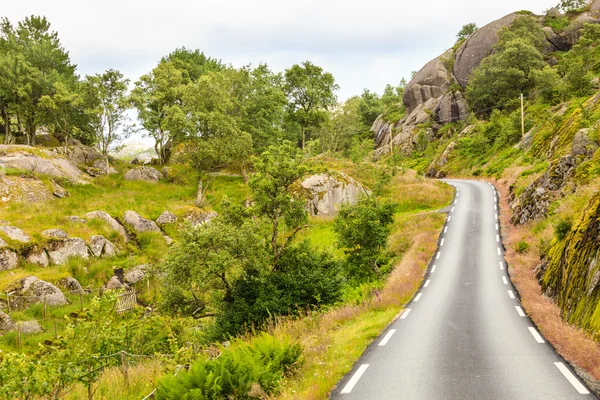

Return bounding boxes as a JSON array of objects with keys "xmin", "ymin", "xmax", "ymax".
[
  {"xmin": 557, "ymin": 0, "xmax": 586, "ymax": 12},
  {"xmin": 358, "ymin": 89, "xmax": 383, "ymax": 128},
  {"xmin": 83, "ymin": 69, "xmax": 132, "ymax": 170},
  {"xmin": 249, "ymin": 142, "xmax": 308, "ymax": 262},
  {"xmin": 381, "ymin": 80, "xmax": 406, "ymax": 122},
  {"xmin": 531, "ymin": 66, "xmax": 566, "ymax": 104},
  {"xmin": 316, "ymin": 96, "xmax": 366, "ymax": 153},
  {"xmin": 284, "ymin": 61, "xmax": 339, "ymax": 149},
  {"xmin": 334, "ymin": 197, "xmax": 397, "ymax": 281},
  {"xmin": 456, "ymin": 22, "xmax": 478, "ymax": 41},
  {"xmin": 161, "ymin": 47, "xmax": 225, "ymax": 82},
  {"xmin": 556, "ymin": 24, "xmax": 600, "ymax": 98}
]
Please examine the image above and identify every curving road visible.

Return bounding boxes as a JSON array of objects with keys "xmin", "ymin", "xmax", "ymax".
[{"xmin": 331, "ymin": 180, "xmax": 594, "ymax": 400}]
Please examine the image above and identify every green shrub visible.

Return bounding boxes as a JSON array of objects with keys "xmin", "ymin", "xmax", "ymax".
[
  {"xmin": 515, "ymin": 240, "xmax": 530, "ymax": 254},
  {"xmin": 554, "ymin": 218, "xmax": 572, "ymax": 241},
  {"xmin": 156, "ymin": 334, "xmax": 302, "ymax": 400}
]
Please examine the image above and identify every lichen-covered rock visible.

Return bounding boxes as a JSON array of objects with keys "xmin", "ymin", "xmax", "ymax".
[
  {"xmin": 26, "ymin": 248, "xmax": 49, "ymax": 267},
  {"xmin": 51, "ymin": 179, "xmax": 69, "ymax": 198},
  {"xmin": 301, "ymin": 173, "xmax": 369, "ymax": 216},
  {"xmin": 57, "ymin": 276, "xmax": 85, "ymax": 294},
  {"xmin": 0, "ymin": 250, "xmax": 18, "ymax": 270},
  {"xmin": 511, "ymin": 155, "xmax": 578, "ymax": 224},
  {"xmin": 0, "ymin": 310, "xmax": 15, "ymax": 331},
  {"xmin": 0, "ymin": 237, "xmax": 6, "ymax": 248},
  {"xmin": 66, "ymin": 216, "xmax": 87, "ymax": 224},
  {"xmin": 572, "ymin": 129, "xmax": 599, "ymax": 158},
  {"xmin": 84, "ymin": 211, "xmax": 128, "ymax": 242},
  {"xmin": 124, "ymin": 166, "xmax": 162, "ymax": 182},
  {"xmin": 404, "ymin": 49, "xmax": 453, "ymax": 114},
  {"xmin": 42, "ymin": 228, "xmax": 69, "ymax": 240},
  {"xmin": 46, "ymin": 238, "xmax": 90, "ymax": 265},
  {"xmin": 19, "ymin": 320, "xmax": 43, "ymax": 334},
  {"xmin": 124, "ymin": 265, "xmax": 147, "ymax": 284},
  {"xmin": 0, "ymin": 225, "xmax": 30, "ymax": 243},
  {"xmin": 86, "ymin": 158, "xmax": 118, "ymax": 177},
  {"xmin": 537, "ymin": 191, "xmax": 600, "ymax": 340},
  {"xmin": 123, "ymin": 211, "xmax": 160, "ymax": 233},
  {"xmin": 184, "ymin": 209, "xmax": 218, "ymax": 228},
  {"xmin": 20, "ymin": 276, "xmax": 67, "ymax": 306},
  {"xmin": 89, "ymin": 235, "xmax": 117, "ymax": 257},
  {"xmin": 426, "ymin": 141, "xmax": 457, "ymax": 178},
  {"xmin": 156, "ymin": 211, "xmax": 177, "ymax": 225},
  {"xmin": 0, "ymin": 175, "xmax": 55, "ymax": 204},
  {"xmin": 105, "ymin": 275, "xmax": 129, "ymax": 290}
]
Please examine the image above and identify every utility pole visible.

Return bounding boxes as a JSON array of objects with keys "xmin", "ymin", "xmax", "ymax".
[{"xmin": 521, "ymin": 93, "xmax": 525, "ymax": 145}]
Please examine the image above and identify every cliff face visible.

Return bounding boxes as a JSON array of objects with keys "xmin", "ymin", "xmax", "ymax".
[{"xmin": 538, "ymin": 191, "xmax": 600, "ymax": 340}]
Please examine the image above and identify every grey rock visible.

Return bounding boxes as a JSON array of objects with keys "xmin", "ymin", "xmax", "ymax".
[
  {"xmin": 46, "ymin": 238, "xmax": 90, "ymax": 265},
  {"xmin": 164, "ymin": 235, "xmax": 173, "ymax": 245},
  {"xmin": 105, "ymin": 275, "xmax": 129, "ymax": 290},
  {"xmin": 26, "ymin": 248, "xmax": 49, "ymax": 267},
  {"xmin": 0, "ymin": 310, "xmax": 15, "ymax": 331},
  {"xmin": 0, "ymin": 237, "xmax": 6, "ymax": 248},
  {"xmin": 185, "ymin": 210, "xmax": 218, "ymax": 227},
  {"xmin": 123, "ymin": 211, "xmax": 160, "ymax": 233},
  {"xmin": 572, "ymin": 129, "xmax": 599, "ymax": 158},
  {"xmin": 124, "ymin": 265, "xmax": 147, "ymax": 284},
  {"xmin": 124, "ymin": 166, "xmax": 162, "ymax": 182},
  {"xmin": 0, "ymin": 225, "xmax": 30, "ymax": 243},
  {"xmin": 51, "ymin": 179, "xmax": 69, "ymax": 198},
  {"xmin": 404, "ymin": 49, "xmax": 453, "ymax": 114},
  {"xmin": 453, "ymin": 13, "xmax": 517, "ymax": 87},
  {"xmin": 546, "ymin": 7, "xmax": 561, "ymax": 18},
  {"xmin": 301, "ymin": 173, "xmax": 369, "ymax": 216},
  {"xmin": 156, "ymin": 211, "xmax": 177, "ymax": 225},
  {"xmin": 426, "ymin": 141, "xmax": 457, "ymax": 178},
  {"xmin": 89, "ymin": 235, "xmax": 117, "ymax": 257},
  {"xmin": 84, "ymin": 211, "xmax": 128, "ymax": 242},
  {"xmin": 0, "ymin": 250, "xmax": 18, "ymax": 270},
  {"xmin": 20, "ymin": 276, "xmax": 67, "ymax": 306},
  {"xmin": 19, "ymin": 320, "xmax": 43, "ymax": 334},
  {"xmin": 66, "ymin": 144, "xmax": 103, "ymax": 165},
  {"xmin": 435, "ymin": 92, "xmax": 470, "ymax": 125},
  {"xmin": 42, "ymin": 228, "xmax": 69, "ymax": 240},
  {"xmin": 66, "ymin": 216, "xmax": 87, "ymax": 224},
  {"xmin": 57, "ymin": 276, "xmax": 85, "ymax": 294}
]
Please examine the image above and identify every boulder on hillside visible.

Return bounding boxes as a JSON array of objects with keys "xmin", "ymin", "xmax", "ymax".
[
  {"xmin": 124, "ymin": 166, "xmax": 162, "ymax": 182},
  {"xmin": 64, "ymin": 143, "xmax": 103, "ymax": 165},
  {"xmin": 0, "ymin": 225, "xmax": 30, "ymax": 243},
  {"xmin": 105, "ymin": 275, "xmax": 129, "ymax": 290},
  {"xmin": 20, "ymin": 276, "xmax": 67, "ymax": 306},
  {"xmin": 0, "ymin": 250, "xmax": 18, "ymax": 270},
  {"xmin": 426, "ymin": 141, "xmax": 457, "ymax": 178},
  {"xmin": 26, "ymin": 248, "xmax": 49, "ymax": 268},
  {"xmin": 57, "ymin": 276, "xmax": 85, "ymax": 294},
  {"xmin": 0, "ymin": 175, "xmax": 56, "ymax": 204},
  {"xmin": 124, "ymin": 265, "xmax": 147, "ymax": 284},
  {"xmin": 0, "ymin": 145, "xmax": 88, "ymax": 184},
  {"xmin": 403, "ymin": 49, "xmax": 453, "ymax": 114},
  {"xmin": 84, "ymin": 211, "xmax": 129, "ymax": 242},
  {"xmin": 301, "ymin": 173, "xmax": 369, "ymax": 216},
  {"xmin": 89, "ymin": 235, "xmax": 117, "ymax": 257},
  {"xmin": 86, "ymin": 158, "xmax": 118, "ymax": 177},
  {"xmin": 50, "ymin": 179, "xmax": 69, "ymax": 198},
  {"xmin": 0, "ymin": 310, "xmax": 15, "ymax": 332},
  {"xmin": 156, "ymin": 211, "xmax": 177, "ymax": 225},
  {"xmin": 42, "ymin": 228, "xmax": 69, "ymax": 240},
  {"xmin": 19, "ymin": 320, "xmax": 43, "ymax": 334},
  {"xmin": 572, "ymin": 129, "xmax": 599, "ymax": 158},
  {"xmin": 46, "ymin": 237, "xmax": 90, "ymax": 265},
  {"xmin": 123, "ymin": 211, "xmax": 160, "ymax": 233},
  {"xmin": 185, "ymin": 209, "xmax": 218, "ymax": 227},
  {"xmin": 65, "ymin": 216, "xmax": 87, "ymax": 224},
  {"xmin": 132, "ymin": 153, "xmax": 158, "ymax": 165}
]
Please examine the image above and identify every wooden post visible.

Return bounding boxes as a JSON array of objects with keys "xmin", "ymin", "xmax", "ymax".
[
  {"xmin": 120, "ymin": 351, "xmax": 129, "ymax": 387},
  {"xmin": 521, "ymin": 93, "xmax": 525, "ymax": 144}
]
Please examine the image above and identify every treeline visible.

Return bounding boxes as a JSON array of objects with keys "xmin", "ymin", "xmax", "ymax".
[{"xmin": 0, "ymin": 15, "xmax": 406, "ymax": 165}]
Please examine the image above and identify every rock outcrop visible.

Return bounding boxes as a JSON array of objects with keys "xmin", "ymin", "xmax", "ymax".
[
  {"xmin": 426, "ymin": 141, "xmax": 457, "ymax": 178},
  {"xmin": 42, "ymin": 228, "xmax": 69, "ymax": 240},
  {"xmin": 0, "ymin": 175, "xmax": 56, "ymax": 203},
  {"xmin": 46, "ymin": 237, "xmax": 90, "ymax": 265},
  {"xmin": 26, "ymin": 248, "xmax": 49, "ymax": 267},
  {"xmin": 124, "ymin": 166, "xmax": 162, "ymax": 182},
  {"xmin": 0, "ymin": 310, "xmax": 15, "ymax": 331},
  {"xmin": 0, "ymin": 250, "xmax": 18, "ymax": 270},
  {"xmin": 84, "ymin": 211, "xmax": 129, "ymax": 242},
  {"xmin": 123, "ymin": 211, "xmax": 161, "ymax": 233},
  {"xmin": 89, "ymin": 235, "xmax": 117, "ymax": 257},
  {"xmin": 156, "ymin": 211, "xmax": 177, "ymax": 225},
  {"xmin": 0, "ymin": 225, "xmax": 30, "ymax": 243},
  {"xmin": 19, "ymin": 276, "xmax": 67, "ymax": 307},
  {"xmin": 124, "ymin": 265, "xmax": 147, "ymax": 284},
  {"xmin": 57, "ymin": 276, "xmax": 85, "ymax": 294},
  {"xmin": 301, "ymin": 173, "xmax": 369, "ymax": 216}
]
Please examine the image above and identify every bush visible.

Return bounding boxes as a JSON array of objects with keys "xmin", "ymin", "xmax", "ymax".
[
  {"xmin": 515, "ymin": 240, "xmax": 530, "ymax": 254},
  {"xmin": 554, "ymin": 218, "xmax": 572, "ymax": 240},
  {"xmin": 156, "ymin": 334, "xmax": 302, "ymax": 400}
]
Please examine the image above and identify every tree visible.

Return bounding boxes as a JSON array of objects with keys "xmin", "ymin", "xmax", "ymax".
[
  {"xmin": 161, "ymin": 47, "xmax": 225, "ymax": 82},
  {"xmin": 557, "ymin": 0, "xmax": 586, "ymax": 12},
  {"xmin": 316, "ymin": 96, "xmax": 366, "ymax": 154},
  {"xmin": 249, "ymin": 142, "xmax": 308, "ymax": 262},
  {"xmin": 334, "ymin": 197, "xmax": 397, "ymax": 281},
  {"xmin": 358, "ymin": 89, "xmax": 383, "ymax": 128},
  {"xmin": 83, "ymin": 69, "xmax": 132, "ymax": 171},
  {"xmin": 381, "ymin": 80, "xmax": 406, "ymax": 122},
  {"xmin": 284, "ymin": 61, "xmax": 339, "ymax": 149},
  {"xmin": 456, "ymin": 22, "xmax": 478, "ymax": 41}
]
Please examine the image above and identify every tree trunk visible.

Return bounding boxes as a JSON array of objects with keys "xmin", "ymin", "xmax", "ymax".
[
  {"xmin": 242, "ymin": 162, "xmax": 249, "ymax": 184},
  {"xmin": 195, "ymin": 178, "xmax": 205, "ymax": 208},
  {"xmin": 301, "ymin": 126, "xmax": 305, "ymax": 150},
  {"xmin": 1, "ymin": 106, "xmax": 12, "ymax": 144},
  {"xmin": 27, "ymin": 124, "xmax": 36, "ymax": 146},
  {"xmin": 106, "ymin": 155, "xmax": 110, "ymax": 176}
]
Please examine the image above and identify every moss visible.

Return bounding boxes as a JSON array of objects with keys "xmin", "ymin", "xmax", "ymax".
[{"xmin": 541, "ymin": 191, "xmax": 600, "ymax": 339}]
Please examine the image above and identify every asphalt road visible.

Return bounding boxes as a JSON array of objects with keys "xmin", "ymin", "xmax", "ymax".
[{"xmin": 330, "ymin": 180, "xmax": 594, "ymax": 400}]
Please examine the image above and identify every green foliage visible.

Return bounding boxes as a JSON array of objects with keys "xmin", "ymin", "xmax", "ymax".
[
  {"xmin": 531, "ymin": 66, "xmax": 566, "ymax": 105},
  {"xmin": 334, "ymin": 197, "xmax": 397, "ymax": 281},
  {"xmin": 515, "ymin": 240, "xmax": 531, "ymax": 254},
  {"xmin": 544, "ymin": 16, "xmax": 571, "ymax": 33},
  {"xmin": 381, "ymin": 81, "xmax": 406, "ymax": 123},
  {"xmin": 556, "ymin": 0, "xmax": 586, "ymax": 12},
  {"xmin": 554, "ymin": 218, "xmax": 573, "ymax": 240},
  {"xmin": 156, "ymin": 334, "xmax": 301, "ymax": 400},
  {"xmin": 456, "ymin": 22, "xmax": 478, "ymax": 41}
]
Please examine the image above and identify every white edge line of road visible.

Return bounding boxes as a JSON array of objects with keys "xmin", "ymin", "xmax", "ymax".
[
  {"xmin": 340, "ymin": 364, "xmax": 370, "ymax": 394},
  {"xmin": 440, "ymin": 239, "xmax": 445, "ymax": 246},
  {"xmin": 497, "ymin": 248, "xmax": 502, "ymax": 256},
  {"xmin": 436, "ymin": 252, "xmax": 441, "ymax": 260},
  {"xmin": 508, "ymin": 290, "xmax": 515, "ymax": 299},
  {"xmin": 444, "ymin": 226, "xmax": 448, "ymax": 234},
  {"xmin": 378, "ymin": 329, "xmax": 397, "ymax": 346},
  {"xmin": 554, "ymin": 362, "xmax": 591, "ymax": 395},
  {"xmin": 515, "ymin": 306, "xmax": 526, "ymax": 317},
  {"xmin": 502, "ymin": 276, "xmax": 508, "ymax": 285},
  {"xmin": 431, "ymin": 265, "xmax": 437, "ymax": 273},
  {"xmin": 499, "ymin": 261, "xmax": 504, "ymax": 270},
  {"xmin": 528, "ymin": 327, "xmax": 545, "ymax": 343},
  {"xmin": 401, "ymin": 309, "xmax": 412, "ymax": 319},
  {"xmin": 414, "ymin": 293, "xmax": 423, "ymax": 302},
  {"xmin": 424, "ymin": 280, "xmax": 431, "ymax": 288}
]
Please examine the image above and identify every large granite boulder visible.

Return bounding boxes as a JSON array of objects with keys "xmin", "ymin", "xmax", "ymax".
[
  {"xmin": 89, "ymin": 235, "xmax": 117, "ymax": 257},
  {"xmin": 404, "ymin": 49, "xmax": 453, "ymax": 114},
  {"xmin": 0, "ymin": 310, "xmax": 15, "ymax": 332},
  {"xmin": 26, "ymin": 248, "xmax": 49, "ymax": 267},
  {"xmin": 123, "ymin": 211, "xmax": 160, "ymax": 233},
  {"xmin": 124, "ymin": 265, "xmax": 147, "ymax": 284},
  {"xmin": 84, "ymin": 211, "xmax": 129, "ymax": 242},
  {"xmin": 86, "ymin": 158, "xmax": 118, "ymax": 177},
  {"xmin": 46, "ymin": 238, "xmax": 90, "ymax": 265},
  {"xmin": 19, "ymin": 276, "xmax": 67, "ymax": 306},
  {"xmin": 0, "ymin": 250, "xmax": 18, "ymax": 270},
  {"xmin": 57, "ymin": 276, "xmax": 85, "ymax": 294},
  {"xmin": 156, "ymin": 211, "xmax": 177, "ymax": 225},
  {"xmin": 301, "ymin": 173, "xmax": 369, "ymax": 216},
  {"xmin": 572, "ymin": 129, "xmax": 599, "ymax": 158},
  {"xmin": 65, "ymin": 143, "xmax": 103, "ymax": 165},
  {"xmin": 19, "ymin": 320, "xmax": 43, "ymax": 334},
  {"xmin": 124, "ymin": 166, "xmax": 162, "ymax": 182},
  {"xmin": 0, "ymin": 225, "xmax": 30, "ymax": 243}
]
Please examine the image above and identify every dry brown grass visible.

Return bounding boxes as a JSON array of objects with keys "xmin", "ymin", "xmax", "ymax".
[{"xmin": 495, "ymin": 177, "xmax": 600, "ymax": 386}]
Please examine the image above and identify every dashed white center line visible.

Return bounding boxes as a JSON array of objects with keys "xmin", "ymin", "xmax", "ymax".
[
  {"xmin": 341, "ymin": 364, "xmax": 370, "ymax": 394},
  {"xmin": 499, "ymin": 261, "xmax": 504, "ymax": 270},
  {"xmin": 508, "ymin": 290, "xmax": 515, "ymax": 299},
  {"xmin": 414, "ymin": 293, "xmax": 423, "ymax": 302},
  {"xmin": 554, "ymin": 362, "xmax": 590, "ymax": 394},
  {"xmin": 431, "ymin": 265, "xmax": 437, "ymax": 273},
  {"xmin": 424, "ymin": 280, "xmax": 431, "ymax": 288},
  {"xmin": 436, "ymin": 252, "xmax": 441, "ymax": 260},
  {"xmin": 440, "ymin": 239, "xmax": 445, "ymax": 246},
  {"xmin": 378, "ymin": 329, "xmax": 397, "ymax": 346},
  {"xmin": 497, "ymin": 248, "xmax": 502, "ymax": 256},
  {"xmin": 400, "ymin": 309, "xmax": 412, "ymax": 319},
  {"xmin": 528, "ymin": 327, "xmax": 545, "ymax": 343},
  {"xmin": 502, "ymin": 276, "xmax": 508, "ymax": 285},
  {"xmin": 515, "ymin": 306, "xmax": 526, "ymax": 317}
]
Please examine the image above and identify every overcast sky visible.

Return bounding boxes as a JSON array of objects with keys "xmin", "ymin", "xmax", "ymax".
[{"xmin": 4, "ymin": 0, "xmax": 557, "ymax": 144}]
